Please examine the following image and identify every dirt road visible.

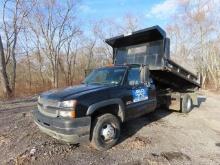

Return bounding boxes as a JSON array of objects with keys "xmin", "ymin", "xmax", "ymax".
[{"xmin": 0, "ymin": 91, "xmax": 220, "ymax": 165}]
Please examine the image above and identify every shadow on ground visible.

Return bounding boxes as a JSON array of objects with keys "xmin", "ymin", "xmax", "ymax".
[
  {"xmin": 118, "ymin": 108, "xmax": 172, "ymax": 144},
  {"xmin": 118, "ymin": 96, "xmax": 206, "ymax": 144},
  {"xmin": 216, "ymin": 143, "xmax": 220, "ymax": 147}
]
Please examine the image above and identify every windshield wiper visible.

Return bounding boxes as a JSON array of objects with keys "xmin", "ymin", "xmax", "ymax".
[{"xmin": 88, "ymin": 82, "xmax": 103, "ymax": 85}]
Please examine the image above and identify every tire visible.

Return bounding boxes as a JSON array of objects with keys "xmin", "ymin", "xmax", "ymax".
[
  {"xmin": 91, "ymin": 113, "xmax": 121, "ymax": 151},
  {"xmin": 181, "ymin": 94, "xmax": 193, "ymax": 113}
]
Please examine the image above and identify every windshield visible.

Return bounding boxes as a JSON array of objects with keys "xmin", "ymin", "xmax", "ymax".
[{"xmin": 83, "ymin": 67, "xmax": 126, "ymax": 85}]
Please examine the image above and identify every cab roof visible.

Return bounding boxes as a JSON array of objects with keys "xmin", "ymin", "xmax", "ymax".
[{"xmin": 105, "ymin": 25, "xmax": 166, "ymax": 48}]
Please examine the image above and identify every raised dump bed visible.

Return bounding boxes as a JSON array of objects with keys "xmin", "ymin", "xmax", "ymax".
[{"xmin": 106, "ymin": 26, "xmax": 201, "ymax": 91}]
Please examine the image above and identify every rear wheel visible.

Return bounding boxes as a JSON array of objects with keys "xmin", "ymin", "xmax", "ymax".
[
  {"xmin": 181, "ymin": 94, "xmax": 192, "ymax": 113},
  {"xmin": 91, "ymin": 113, "xmax": 121, "ymax": 151}
]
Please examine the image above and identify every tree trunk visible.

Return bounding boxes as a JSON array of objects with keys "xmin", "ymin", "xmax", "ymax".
[
  {"xmin": 11, "ymin": 31, "xmax": 17, "ymax": 93},
  {"xmin": 0, "ymin": 35, "xmax": 13, "ymax": 97},
  {"xmin": 26, "ymin": 51, "xmax": 32, "ymax": 90}
]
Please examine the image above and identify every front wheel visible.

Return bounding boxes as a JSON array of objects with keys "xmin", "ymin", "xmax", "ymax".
[{"xmin": 91, "ymin": 113, "xmax": 121, "ymax": 151}]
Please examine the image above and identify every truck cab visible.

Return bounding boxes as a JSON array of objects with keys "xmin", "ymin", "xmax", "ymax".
[{"xmin": 33, "ymin": 64, "xmax": 156, "ymax": 151}]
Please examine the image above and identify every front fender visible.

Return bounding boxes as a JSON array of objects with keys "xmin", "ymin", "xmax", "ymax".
[{"xmin": 86, "ymin": 98, "xmax": 125, "ymax": 122}]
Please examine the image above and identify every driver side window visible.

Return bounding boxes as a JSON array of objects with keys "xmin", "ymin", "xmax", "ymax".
[{"xmin": 127, "ymin": 67, "xmax": 141, "ymax": 86}]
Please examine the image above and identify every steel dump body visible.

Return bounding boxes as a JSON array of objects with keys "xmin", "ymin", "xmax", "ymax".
[{"xmin": 106, "ymin": 26, "xmax": 200, "ymax": 90}]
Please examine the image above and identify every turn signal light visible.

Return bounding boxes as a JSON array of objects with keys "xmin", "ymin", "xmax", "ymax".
[
  {"xmin": 59, "ymin": 110, "xmax": 76, "ymax": 118},
  {"xmin": 70, "ymin": 110, "xmax": 76, "ymax": 118}
]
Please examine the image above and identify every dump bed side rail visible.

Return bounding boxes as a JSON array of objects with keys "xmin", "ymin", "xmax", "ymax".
[{"xmin": 165, "ymin": 59, "xmax": 201, "ymax": 87}]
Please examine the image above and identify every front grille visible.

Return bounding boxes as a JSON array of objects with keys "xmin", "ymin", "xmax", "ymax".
[{"xmin": 38, "ymin": 98, "xmax": 59, "ymax": 117}]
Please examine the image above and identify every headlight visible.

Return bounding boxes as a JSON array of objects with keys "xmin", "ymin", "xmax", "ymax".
[
  {"xmin": 59, "ymin": 110, "xmax": 76, "ymax": 118},
  {"xmin": 59, "ymin": 100, "xmax": 77, "ymax": 108},
  {"xmin": 59, "ymin": 100, "xmax": 77, "ymax": 118}
]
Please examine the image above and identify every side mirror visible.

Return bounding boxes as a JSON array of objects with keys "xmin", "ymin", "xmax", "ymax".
[{"xmin": 140, "ymin": 65, "xmax": 150, "ymax": 84}]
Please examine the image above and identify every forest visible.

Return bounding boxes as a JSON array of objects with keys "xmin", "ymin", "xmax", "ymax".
[{"xmin": 0, "ymin": 0, "xmax": 219, "ymax": 98}]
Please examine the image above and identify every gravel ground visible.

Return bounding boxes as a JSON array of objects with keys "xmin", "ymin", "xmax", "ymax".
[{"xmin": 0, "ymin": 91, "xmax": 220, "ymax": 165}]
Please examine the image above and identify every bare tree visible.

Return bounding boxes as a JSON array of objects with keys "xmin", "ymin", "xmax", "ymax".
[
  {"xmin": 92, "ymin": 14, "xmax": 141, "ymax": 65},
  {"xmin": 62, "ymin": 38, "xmax": 80, "ymax": 85},
  {"xmin": 85, "ymin": 39, "xmax": 96, "ymax": 70},
  {"xmin": 29, "ymin": 0, "xmax": 80, "ymax": 88},
  {"xmin": 167, "ymin": 0, "xmax": 220, "ymax": 89},
  {"xmin": 121, "ymin": 13, "xmax": 140, "ymax": 33},
  {"xmin": 0, "ymin": 0, "xmax": 33, "ymax": 97},
  {"xmin": 0, "ymin": 35, "xmax": 12, "ymax": 97}
]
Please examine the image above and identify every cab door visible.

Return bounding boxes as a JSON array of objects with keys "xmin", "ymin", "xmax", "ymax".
[{"xmin": 124, "ymin": 67, "xmax": 156, "ymax": 120}]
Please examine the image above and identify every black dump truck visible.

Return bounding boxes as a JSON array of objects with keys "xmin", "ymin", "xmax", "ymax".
[{"xmin": 33, "ymin": 26, "xmax": 201, "ymax": 151}]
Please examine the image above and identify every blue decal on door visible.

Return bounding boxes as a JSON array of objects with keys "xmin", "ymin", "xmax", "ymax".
[{"xmin": 132, "ymin": 88, "xmax": 148, "ymax": 103}]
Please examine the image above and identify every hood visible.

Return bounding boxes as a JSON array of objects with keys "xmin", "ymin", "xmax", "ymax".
[{"xmin": 40, "ymin": 84, "xmax": 111, "ymax": 101}]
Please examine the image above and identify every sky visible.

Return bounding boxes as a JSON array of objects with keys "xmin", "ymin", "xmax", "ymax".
[
  {"xmin": 78, "ymin": 0, "xmax": 180, "ymax": 29},
  {"xmin": 0, "ymin": 0, "xmax": 181, "ymax": 30},
  {"xmin": 0, "ymin": 0, "xmax": 183, "ymax": 43}
]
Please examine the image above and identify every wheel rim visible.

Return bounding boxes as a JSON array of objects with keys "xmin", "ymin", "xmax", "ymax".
[
  {"xmin": 186, "ymin": 98, "xmax": 191, "ymax": 111},
  {"xmin": 100, "ymin": 123, "xmax": 116, "ymax": 142}
]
